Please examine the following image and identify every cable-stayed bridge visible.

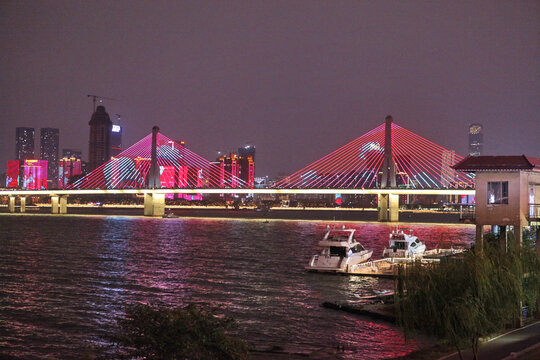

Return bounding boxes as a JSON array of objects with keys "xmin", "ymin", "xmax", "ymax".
[{"xmin": 3, "ymin": 117, "xmax": 475, "ymax": 219}]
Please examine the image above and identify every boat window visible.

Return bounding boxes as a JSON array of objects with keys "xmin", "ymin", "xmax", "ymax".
[
  {"xmin": 330, "ymin": 246, "xmax": 346, "ymax": 257},
  {"xmin": 354, "ymin": 244, "xmax": 364, "ymax": 252},
  {"xmin": 328, "ymin": 234, "xmax": 349, "ymax": 242},
  {"xmin": 394, "ymin": 241, "xmax": 406, "ymax": 250}
]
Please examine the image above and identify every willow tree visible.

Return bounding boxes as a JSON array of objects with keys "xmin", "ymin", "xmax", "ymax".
[
  {"xmin": 395, "ymin": 238, "xmax": 540, "ymax": 360},
  {"xmin": 112, "ymin": 303, "xmax": 249, "ymax": 360}
]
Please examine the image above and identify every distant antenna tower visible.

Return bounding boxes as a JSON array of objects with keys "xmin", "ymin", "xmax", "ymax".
[{"xmin": 87, "ymin": 94, "xmax": 119, "ymax": 112}]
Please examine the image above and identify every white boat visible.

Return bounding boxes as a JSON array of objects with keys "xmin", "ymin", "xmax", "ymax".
[
  {"xmin": 307, "ymin": 226, "xmax": 373, "ymax": 273},
  {"xmin": 382, "ymin": 227, "xmax": 426, "ymax": 258}
]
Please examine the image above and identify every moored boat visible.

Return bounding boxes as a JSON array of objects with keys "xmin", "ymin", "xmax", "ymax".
[
  {"xmin": 382, "ymin": 227, "xmax": 426, "ymax": 258},
  {"xmin": 307, "ymin": 225, "xmax": 373, "ymax": 273}
]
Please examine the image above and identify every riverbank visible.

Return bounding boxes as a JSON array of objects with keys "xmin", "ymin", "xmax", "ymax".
[{"xmin": 0, "ymin": 205, "xmax": 464, "ymax": 223}]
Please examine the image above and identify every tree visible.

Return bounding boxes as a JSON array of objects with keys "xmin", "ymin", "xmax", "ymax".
[
  {"xmin": 395, "ymin": 238, "xmax": 540, "ymax": 360},
  {"xmin": 111, "ymin": 303, "xmax": 249, "ymax": 360}
]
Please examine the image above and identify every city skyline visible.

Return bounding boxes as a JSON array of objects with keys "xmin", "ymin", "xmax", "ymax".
[{"xmin": 1, "ymin": 1, "xmax": 539, "ymax": 178}]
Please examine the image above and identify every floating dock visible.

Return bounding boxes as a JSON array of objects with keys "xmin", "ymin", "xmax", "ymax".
[{"xmin": 346, "ymin": 256, "xmax": 442, "ymax": 278}]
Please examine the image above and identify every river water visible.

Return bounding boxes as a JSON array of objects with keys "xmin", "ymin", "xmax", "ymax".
[{"xmin": 0, "ymin": 214, "xmax": 475, "ymax": 359}]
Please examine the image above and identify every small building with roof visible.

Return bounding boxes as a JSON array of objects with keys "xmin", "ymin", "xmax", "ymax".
[{"xmin": 453, "ymin": 155, "xmax": 540, "ymax": 250}]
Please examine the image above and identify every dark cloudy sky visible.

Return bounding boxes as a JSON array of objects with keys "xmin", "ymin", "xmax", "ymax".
[{"xmin": 1, "ymin": 0, "xmax": 539, "ymax": 177}]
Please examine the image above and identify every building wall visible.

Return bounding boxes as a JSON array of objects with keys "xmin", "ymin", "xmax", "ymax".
[
  {"xmin": 88, "ymin": 106, "xmax": 112, "ymax": 171},
  {"xmin": 15, "ymin": 127, "xmax": 35, "ymax": 161},
  {"xmin": 475, "ymin": 171, "xmax": 540, "ymax": 226},
  {"xmin": 40, "ymin": 128, "xmax": 59, "ymax": 186},
  {"xmin": 468, "ymin": 124, "xmax": 483, "ymax": 156}
]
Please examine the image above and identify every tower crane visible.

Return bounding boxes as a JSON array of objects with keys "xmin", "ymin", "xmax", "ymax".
[{"xmin": 87, "ymin": 94, "xmax": 119, "ymax": 112}]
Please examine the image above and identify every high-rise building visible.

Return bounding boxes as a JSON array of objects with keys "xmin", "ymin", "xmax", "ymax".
[
  {"xmin": 40, "ymin": 128, "xmax": 59, "ymax": 187},
  {"xmin": 441, "ymin": 149, "xmax": 457, "ymax": 187},
  {"xmin": 62, "ymin": 148, "xmax": 82, "ymax": 159},
  {"xmin": 468, "ymin": 124, "xmax": 483, "ymax": 157},
  {"xmin": 15, "ymin": 127, "xmax": 35, "ymax": 161},
  {"xmin": 21, "ymin": 159, "xmax": 48, "ymax": 190},
  {"xmin": 88, "ymin": 105, "xmax": 112, "ymax": 171},
  {"xmin": 238, "ymin": 145, "xmax": 255, "ymax": 187},
  {"xmin": 111, "ymin": 124, "xmax": 122, "ymax": 157},
  {"xmin": 216, "ymin": 145, "xmax": 256, "ymax": 188},
  {"xmin": 6, "ymin": 160, "xmax": 19, "ymax": 188},
  {"xmin": 238, "ymin": 144, "xmax": 256, "ymax": 161},
  {"xmin": 58, "ymin": 157, "xmax": 82, "ymax": 188}
]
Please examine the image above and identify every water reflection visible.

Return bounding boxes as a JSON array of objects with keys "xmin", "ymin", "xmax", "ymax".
[{"xmin": 0, "ymin": 215, "xmax": 475, "ymax": 359}]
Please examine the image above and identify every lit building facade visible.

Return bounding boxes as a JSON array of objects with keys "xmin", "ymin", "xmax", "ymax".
[
  {"xmin": 468, "ymin": 123, "xmax": 483, "ymax": 157},
  {"xmin": 454, "ymin": 155, "xmax": 540, "ymax": 247},
  {"xmin": 441, "ymin": 149, "xmax": 457, "ymax": 187},
  {"xmin": 111, "ymin": 124, "xmax": 122, "ymax": 157},
  {"xmin": 62, "ymin": 148, "xmax": 82, "ymax": 159},
  {"xmin": 21, "ymin": 159, "xmax": 48, "ymax": 190},
  {"xmin": 6, "ymin": 160, "xmax": 20, "ymax": 188},
  {"xmin": 40, "ymin": 128, "xmax": 59, "ymax": 188},
  {"xmin": 58, "ymin": 157, "xmax": 82, "ymax": 188},
  {"xmin": 88, "ymin": 105, "xmax": 112, "ymax": 171},
  {"xmin": 15, "ymin": 127, "xmax": 35, "ymax": 161},
  {"xmin": 216, "ymin": 146, "xmax": 255, "ymax": 188}
]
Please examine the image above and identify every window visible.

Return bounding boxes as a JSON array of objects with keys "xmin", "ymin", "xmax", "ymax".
[{"xmin": 487, "ymin": 181, "xmax": 508, "ymax": 204}]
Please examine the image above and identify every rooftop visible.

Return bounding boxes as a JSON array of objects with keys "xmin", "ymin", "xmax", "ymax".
[{"xmin": 453, "ymin": 155, "xmax": 540, "ymax": 172}]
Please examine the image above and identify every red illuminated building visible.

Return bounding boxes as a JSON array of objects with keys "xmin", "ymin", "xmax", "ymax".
[
  {"xmin": 216, "ymin": 150, "xmax": 255, "ymax": 188},
  {"xmin": 22, "ymin": 160, "xmax": 48, "ymax": 190},
  {"xmin": 6, "ymin": 159, "xmax": 48, "ymax": 189},
  {"xmin": 6, "ymin": 160, "xmax": 20, "ymax": 188},
  {"xmin": 58, "ymin": 157, "xmax": 82, "ymax": 189}
]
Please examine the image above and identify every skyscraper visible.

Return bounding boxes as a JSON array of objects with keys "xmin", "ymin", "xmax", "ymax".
[
  {"xmin": 468, "ymin": 124, "xmax": 483, "ymax": 157},
  {"xmin": 15, "ymin": 127, "xmax": 35, "ymax": 161},
  {"xmin": 62, "ymin": 148, "xmax": 82, "ymax": 159},
  {"xmin": 215, "ymin": 145, "xmax": 256, "ymax": 188},
  {"xmin": 238, "ymin": 145, "xmax": 255, "ymax": 187},
  {"xmin": 40, "ymin": 128, "xmax": 59, "ymax": 187},
  {"xmin": 88, "ymin": 105, "xmax": 112, "ymax": 171},
  {"xmin": 110, "ymin": 124, "xmax": 122, "ymax": 157}
]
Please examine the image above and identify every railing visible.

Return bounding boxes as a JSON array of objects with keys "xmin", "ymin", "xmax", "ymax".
[
  {"xmin": 459, "ymin": 204, "xmax": 540, "ymax": 222},
  {"xmin": 459, "ymin": 204, "xmax": 475, "ymax": 222},
  {"xmin": 528, "ymin": 204, "xmax": 540, "ymax": 221}
]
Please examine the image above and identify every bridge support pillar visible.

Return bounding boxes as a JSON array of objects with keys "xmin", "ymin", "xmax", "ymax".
[
  {"xmin": 389, "ymin": 194, "xmax": 399, "ymax": 222},
  {"xmin": 59, "ymin": 196, "xmax": 67, "ymax": 214},
  {"xmin": 51, "ymin": 196, "xmax": 58, "ymax": 214},
  {"xmin": 378, "ymin": 194, "xmax": 388, "ymax": 221},
  {"xmin": 51, "ymin": 195, "xmax": 68, "ymax": 214},
  {"xmin": 8, "ymin": 196, "xmax": 15, "ymax": 213},
  {"xmin": 144, "ymin": 193, "xmax": 165, "ymax": 217},
  {"xmin": 20, "ymin": 197, "xmax": 26, "ymax": 213},
  {"xmin": 378, "ymin": 194, "xmax": 399, "ymax": 222}
]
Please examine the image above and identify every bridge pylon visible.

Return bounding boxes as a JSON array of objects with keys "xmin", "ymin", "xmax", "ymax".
[
  {"xmin": 380, "ymin": 115, "xmax": 396, "ymax": 188},
  {"xmin": 143, "ymin": 126, "xmax": 165, "ymax": 216},
  {"xmin": 147, "ymin": 126, "xmax": 161, "ymax": 189},
  {"xmin": 378, "ymin": 115, "xmax": 398, "ymax": 221}
]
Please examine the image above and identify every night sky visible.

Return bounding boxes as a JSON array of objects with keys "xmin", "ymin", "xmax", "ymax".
[{"xmin": 1, "ymin": 1, "xmax": 539, "ymax": 178}]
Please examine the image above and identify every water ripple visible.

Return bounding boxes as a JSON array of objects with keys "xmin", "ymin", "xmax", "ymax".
[{"xmin": 0, "ymin": 215, "xmax": 475, "ymax": 359}]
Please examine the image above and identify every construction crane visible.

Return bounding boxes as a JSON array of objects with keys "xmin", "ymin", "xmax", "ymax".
[{"xmin": 87, "ymin": 94, "xmax": 119, "ymax": 112}]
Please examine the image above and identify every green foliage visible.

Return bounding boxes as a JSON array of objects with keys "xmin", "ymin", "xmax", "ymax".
[
  {"xmin": 111, "ymin": 303, "xmax": 249, "ymax": 360},
  {"xmin": 521, "ymin": 229, "xmax": 540, "ymax": 314},
  {"xmin": 395, "ymin": 237, "xmax": 540, "ymax": 359}
]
